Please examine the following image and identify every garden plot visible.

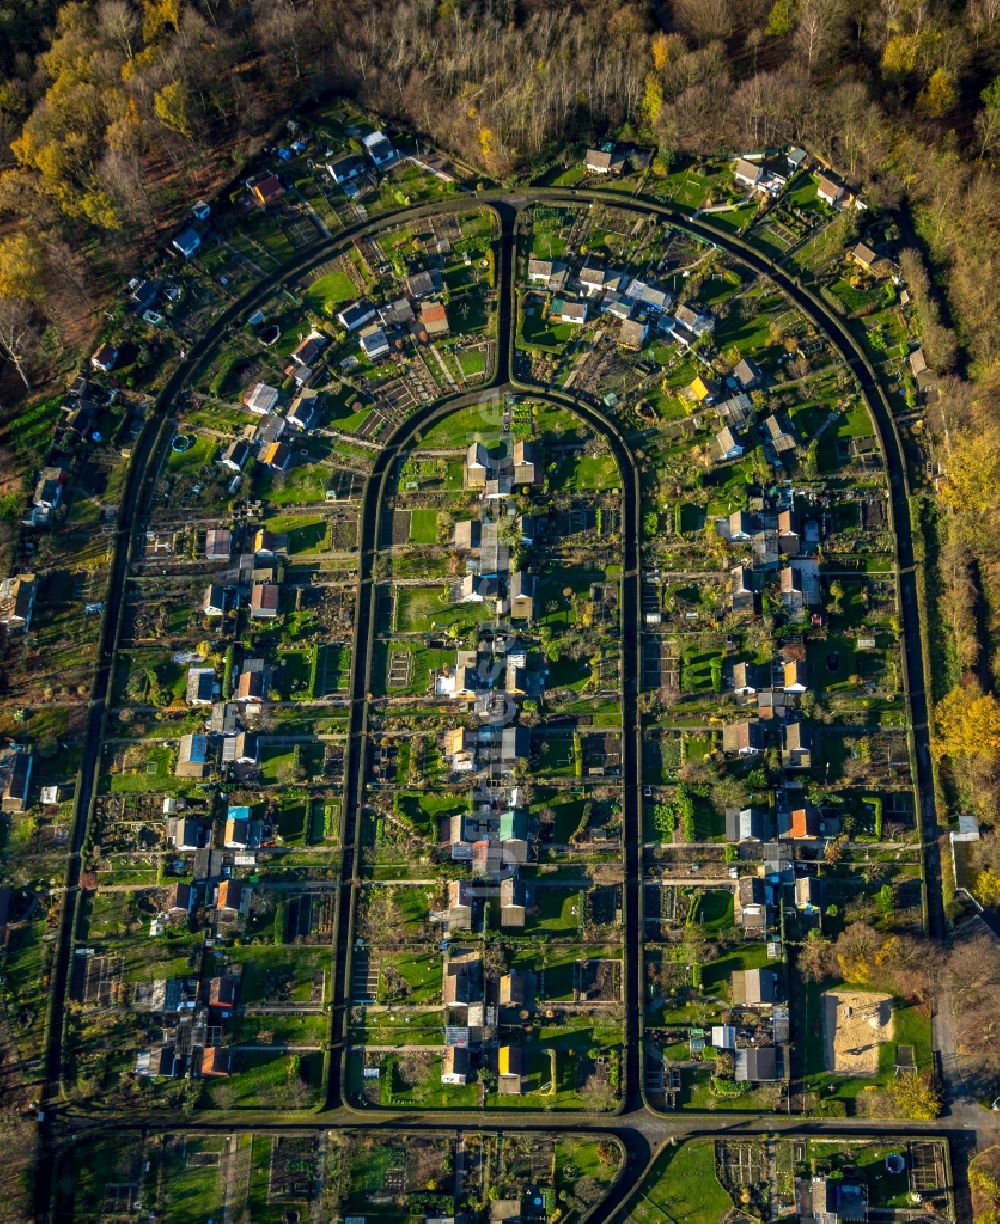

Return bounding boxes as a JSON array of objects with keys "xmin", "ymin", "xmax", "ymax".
[
  {"xmin": 326, "ymin": 468, "xmax": 364, "ymax": 501},
  {"xmin": 643, "ymin": 636, "xmax": 680, "ymax": 695},
  {"xmin": 74, "ymin": 953, "xmax": 124, "ymax": 1007},
  {"xmin": 823, "ymin": 989, "xmax": 893, "ymax": 1075},
  {"xmin": 284, "ymin": 215, "xmax": 320, "ymax": 247},
  {"xmin": 390, "ymin": 509, "xmax": 411, "ymax": 546},
  {"xmin": 103, "ymin": 1183, "xmax": 140, "ymax": 1215},
  {"xmin": 908, "ymin": 1141, "xmax": 945, "ymax": 1195},
  {"xmin": 351, "ymin": 406, "xmax": 386, "ymax": 442},
  {"xmin": 387, "ymin": 651, "xmax": 413, "ymax": 689},
  {"xmin": 267, "ymin": 1136, "xmax": 320, "ymax": 1203},
  {"xmin": 578, "ymin": 958, "xmax": 623, "ymax": 1002}
]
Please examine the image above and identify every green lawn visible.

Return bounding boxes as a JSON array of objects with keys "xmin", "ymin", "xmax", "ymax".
[
  {"xmin": 200, "ymin": 1050, "xmax": 323, "ymax": 1110},
  {"xmin": 788, "ymin": 177, "xmax": 820, "ymax": 207},
  {"xmin": 257, "ymin": 461, "xmax": 330, "ymax": 506},
  {"xmin": 556, "ymin": 1137, "xmax": 620, "ymax": 1188},
  {"xmin": 166, "ymin": 433, "xmax": 217, "ymax": 474},
  {"xmin": 304, "ymin": 270, "xmax": 358, "ymax": 314},
  {"xmin": 681, "ymin": 646, "xmax": 722, "ymax": 694},
  {"xmin": 457, "ymin": 347, "xmax": 486, "ymax": 377},
  {"xmin": 6, "ymin": 393, "xmax": 62, "ymax": 466},
  {"xmin": 395, "ymin": 584, "xmax": 491, "ymax": 634},
  {"xmin": 418, "ymin": 403, "xmax": 501, "ymax": 447},
  {"xmin": 394, "ymin": 790, "xmax": 467, "ymax": 839},
  {"xmin": 552, "ymin": 453, "xmax": 620, "ymax": 492},
  {"xmin": 266, "ymin": 513, "xmax": 328, "ymax": 553},
  {"xmin": 837, "ymin": 401, "xmax": 875, "ymax": 438},
  {"xmin": 163, "ymin": 1138, "xmax": 225, "ymax": 1222},
  {"xmin": 408, "ymin": 508, "xmax": 439, "ymax": 544},
  {"xmin": 381, "ymin": 950, "xmax": 443, "ymax": 1003},
  {"xmin": 350, "ymin": 1051, "xmax": 480, "ymax": 1109},
  {"xmin": 807, "ymin": 635, "xmax": 858, "ymax": 693},
  {"xmin": 708, "ymin": 202, "xmax": 758, "ymax": 233},
  {"xmin": 521, "ymin": 306, "xmax": 574, "ymax": 350},
  {"xmin": 693, "ymin": 889, "xmax": 734, "ymax": 936},
  {"xmin": 632, "ymin": 1141, "xmax": 731, "ymax": 1224},
  {"xmin": 533, "ymin": 886, "xmax": 584, "ymax": 932},
  {"xmin": 701, "ymin": 944, "xmax": 778, "ymax": 997}
]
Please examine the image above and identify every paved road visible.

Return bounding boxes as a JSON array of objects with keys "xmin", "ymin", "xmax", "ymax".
[{"xmin": 32, "ymin": 185, "xmax": 969, "ymax": 1222}]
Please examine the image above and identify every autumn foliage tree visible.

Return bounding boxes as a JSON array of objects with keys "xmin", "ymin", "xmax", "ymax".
[
  {"xmin": 887, "ymin": 1072, "xmax": 941, "ymax": 1120},
  {"xmin": 933, "ymin": 683, "xmax": 1000, "ymax": 768}
]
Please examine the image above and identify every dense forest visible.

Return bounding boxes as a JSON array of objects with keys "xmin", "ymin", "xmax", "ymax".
[
  {"xmin": 0, "ymin": 0, "xmax": 998, "ymax": 376},
  {"xmin": 1, "ymin": 1, "xmax": 1000, "ymax": 846}
]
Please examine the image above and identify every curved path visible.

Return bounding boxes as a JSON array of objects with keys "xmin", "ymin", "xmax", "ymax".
[
  {"xmin": 35, "ymin": 184, "xmax": 960, "ymax": 1221},
  {"xmin": 330, "ymin": 382, "xmax": 641, "ymax": 1114}
]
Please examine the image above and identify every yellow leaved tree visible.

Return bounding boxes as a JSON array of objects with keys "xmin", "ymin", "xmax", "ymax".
[
  {"xmin": 0, "ymin": 234, "xmax": 45, "ymax": 304},
  {"xmin": 143, "ymin": 0, "xmax": 181, "ymax": 43},
  {"xmin": 881, "ymin": 34, "xmax": 919, "ymax": 80},
  {"xmin": 939, "ymin": 426, "xmax": 1000, "ymax": 540},
  {"xmin": 933, "ymin": 684, "xmax": 1000, "ymax": 765},
  {"xmin": 921, "ymin": 68, "xmax": 958, "ymax": 118},
  {"xmin": 651, "ymin": 32, "xmax": 670, "ymax": 72},
  {"xmin": 154, "ymin": 81, "xmax": 191, "ymax": 137}
]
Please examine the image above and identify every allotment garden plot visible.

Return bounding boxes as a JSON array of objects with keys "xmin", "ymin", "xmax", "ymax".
[
  {"xmin": 348, "ymin": 396, "xmax": 627, "ymax": 1110},
  {"xmin": 509, "ymin": 193, "xmax": 928, "ymax": 1119}
]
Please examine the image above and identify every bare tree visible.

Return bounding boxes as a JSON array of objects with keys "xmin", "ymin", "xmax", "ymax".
[
  {"xmin": 97, "ymin": 0, "xmax": 139, "ymax": 62},
  {"xmin": 97, "ymin": 147, "xmax": 154, "ymax": 231},
  {"xmin": 254, "ymin": 0, "xmax": 315, "ymax": 81},
  {"xmin": 0, "ymin": 296, "xmax": 39, "ymax": 388},
  {"xmin": 795, "ymin": 0, "xmax": 846, "ymax": 76},
  {"xmin": 674, "ymin": 0, "xmax": 734, "ymax": 44}
]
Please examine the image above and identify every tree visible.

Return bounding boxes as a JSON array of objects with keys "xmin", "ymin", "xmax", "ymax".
[
  {"xmin": 673, "ymin": 0, "xmax": 734, "ymax": 43},
  {"xmin": 98, "ymin": 0, "xmax": 139, "ymax": 61},
  {"xmin": 154, "ymin": 81, "xmax": 192, "ymax": 138},
  {"xmin": 834, "ymin": 922, "xmax": 881, "ymax": 984},
  {"xmin": 920, "ymin": 68, "xmax": 958, "ymax": 118},
  {"xmin": 977, "ymin": 76, "xmax": 1000, "ymax": 156},
  {"xmin": 0, "ymin": 233, "xmax": 44, "ymax": 302},
  {"xmin": 254, "ymin": 0, "xmax": 313, "ymax": 81},
  {"xmin": 933, "ymin": 683, "xmax": 1000, "ymax": 766},
  {"xmin": 943, "ymin": 935, "xmax": 1000, "ymax": 1094},
  {"xmin": 798, "ymin": 931, "xmax": 832, "ymax": 981},
  {"xmin": 973, "ymin": 869, "xmax": 1000, "ymax": 907},
  {"xmin": 579, "ymin": 1074, "xmax": 617, "ymax": 1112},
  {"xmin": 794, "ymin": 0, "xmax": 845, "ymax": 75},
  {"xmin": 0, "ymin": 295, "xmax": 39, "ymax": 387},
  {"xmin": 483, "ymin": 941, "xmax": 507, "ymax": 979},
  {"xmin": 766, "ymin": 0, "xmax": 798, "ymax": 35},
  {"xmin": 969, "ymin": 1144, "xmax": 1000, "ymax": 1207},
  {"xmin": 642, "ymin": 75, "xmax": 663, "ymax": 128},
  {"xmin": 142, "ymin": 0, "xmax": 181, "ymax": 43},
  {"xmin": 881, "ymin": 34, "xmax": 919, "ymax": 80},
  {"xmin": 888, "ymin": 1072, "xmax": 940, "ymax": 1120}
]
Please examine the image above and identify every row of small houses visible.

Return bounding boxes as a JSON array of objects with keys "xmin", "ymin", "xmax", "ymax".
[
  {"xmin": 166, "ymin": 128, "xmax": 402, "ymax": 261},
  {"xmin": 429, "ymin": 430, "xmax": 544, "ymax": 1092},
  {"xmin": 437, "ymin": 944, "xmax": 534, "ymax": 1093},
  {"xmin": 0, "ymin": 746, "xmax": 66, "ymax": 817},
  {"xmin": 583, "ymin": 142, "xmax": 853, "ymax": 213},
  {"xmin": 131, "ymin": 796, "xmax": 271, "ymax": 1078},
  {"xmin": 335, "ymin": 269, "xmax": 453, "ymax": 364},
  {"xmin": 526, "ymin": 256, "xmax": 720, "ymax": 351},
  {"xmin": 175, "ymin": 677, "xmax": 276, "ymax": 779},
  {"xmin": 133, "ymin": 866, "xmax": 246, "ymax": 1080},
  {"xmin": 719, "ymin": 500, "xmax": 821, "ymax": 614}
]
